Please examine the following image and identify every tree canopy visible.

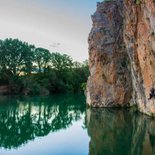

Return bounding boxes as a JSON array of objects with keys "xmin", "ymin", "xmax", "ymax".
[
  {"xmin": 34, "ymin": 48, "xmax": 51, "ymax": 73},
  {"xmin": 0, "ymin": 38, "xmax": 89, "ymax": 95},
  {"xmin": 0, "ymin": 38, "xmax": 34, "ymax": 76}
]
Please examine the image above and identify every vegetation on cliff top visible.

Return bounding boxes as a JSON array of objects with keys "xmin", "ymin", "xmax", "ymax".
[{"xmin": 0, "ymin": 38, "xmax": 89, "ymax": 95}]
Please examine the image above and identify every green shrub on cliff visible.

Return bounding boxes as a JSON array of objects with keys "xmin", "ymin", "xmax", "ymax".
[{"xmin": 136, "ymin": 0, "xmax": 141, "ymax": 5}]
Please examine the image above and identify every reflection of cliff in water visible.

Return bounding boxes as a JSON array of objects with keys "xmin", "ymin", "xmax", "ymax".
[
  {"xmin": 86, "ymin": 109, "xmax": 155, "ymax": 155},
  {"xmin": 0, "ymin": 94, "xmax": 85, "ymax": 149}
]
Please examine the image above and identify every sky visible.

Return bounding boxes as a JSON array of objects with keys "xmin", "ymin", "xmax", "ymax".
[{"xmin": 0, "ymin": 0, "xmax": 102, "ymax": 62}]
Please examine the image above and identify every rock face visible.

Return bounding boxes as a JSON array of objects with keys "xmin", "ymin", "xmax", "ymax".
[
  {"xmin": 124, "ymin": 0, "xmax": 155, "ymax": 115},
  {"xmin": 87, "ymin": 0, "xmax": 155, "ymax": 116},
  {"xmin": 87, "ymin": 0, "xmax": 132, "ymax": 107}
]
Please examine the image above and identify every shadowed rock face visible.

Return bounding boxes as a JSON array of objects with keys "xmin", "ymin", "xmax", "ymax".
[
  {"xmin": 87, "ymin": 0, "xmax": 155, "ymax": 116},
  {"xmin": 86, "ymin": 0, "xmax": 132, "ymax": 107},
  {"xmin": 86, "ymin": 109, "xmax": 155, "ymax": 155}
]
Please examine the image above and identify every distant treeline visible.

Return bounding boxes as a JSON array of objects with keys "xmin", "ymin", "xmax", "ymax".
[{"xmin": 0, "ymin": 38, "xmax": 89, "ymax": 95}]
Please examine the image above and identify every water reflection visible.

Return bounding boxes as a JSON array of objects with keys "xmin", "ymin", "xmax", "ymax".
[
  {"xmin": 86, "ymin": 109, "xmax": 155, "ymax": 155},
  {"xmin": 1, "ymin": 95, "xmax": 155, "ymax": 155},
  {"xmin": 0, "ymin": 94, "xmax": 85, "ymax": 149}
]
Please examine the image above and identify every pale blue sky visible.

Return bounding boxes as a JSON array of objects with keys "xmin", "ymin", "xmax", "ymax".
[{"xmin": 0, "ymin": 0, "xmax": 102, "ymax": 61}]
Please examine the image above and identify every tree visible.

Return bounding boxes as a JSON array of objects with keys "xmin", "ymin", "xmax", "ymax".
[
  {"xmin": 34, "ymin": 48, "xmax": 51, "ymax": 73},
  {"xmin": 73, "ymin": 61, "xmax": 82, "ymax": 68},
  {"xmin": 0, "ymin": 38, "xmax": 90, "ymax": 94},
  {"xmin": 0, "ymin": 38, "xmax": 34, "ymax": 77},
  {"xmin": 51, "ymin": 52, "xmax": 73, "ymax": 71}
]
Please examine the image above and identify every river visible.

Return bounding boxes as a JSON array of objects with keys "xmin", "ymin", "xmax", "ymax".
[{"xmin": 0, "ymin": 94, "xmax": 154, "ymax": 155}]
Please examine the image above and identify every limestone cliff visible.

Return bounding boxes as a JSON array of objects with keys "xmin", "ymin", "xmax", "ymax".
[
  {"xmin": 87, "ymin": 0, "xmax": 132, "ymax": 107},
  {"xmin": 87, "ymin": 0, "xmax": 155, "ymax": 116},
  {"xmin": 124, "ymin": 0, "xmax": 155, "ymax": 115}
]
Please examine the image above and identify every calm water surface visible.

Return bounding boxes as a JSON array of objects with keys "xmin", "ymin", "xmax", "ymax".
[{"xmin": 0, "ymin": 94, "xmax": 154, "ymax": 155}]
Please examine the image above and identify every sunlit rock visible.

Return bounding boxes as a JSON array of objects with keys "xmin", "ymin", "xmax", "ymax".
[
  {"xmin": 124, "ymin": 0, "xmax": 155, "ymax": 115},
  {"xmin": 87, "ymin": 0, "xmax": 155, "ymax": 116},
  {"xmin": 86, "ymin": 0, "xmax": 132, "ymax": 107}
]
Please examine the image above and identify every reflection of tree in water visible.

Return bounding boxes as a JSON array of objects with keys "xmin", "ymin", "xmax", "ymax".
[
  {"xmin": 0, "ymin": 94, "xmax": 85, "ymax": 149},
  {"xmin": 86, "ymin": 109, "xmax": 155, "ymax": 155}
]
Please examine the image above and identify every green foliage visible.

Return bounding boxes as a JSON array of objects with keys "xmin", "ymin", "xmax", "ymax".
[
  {"xmin": 0, "ymin": 38, "xmax": 34, "ymax": 77},
  {"xmin": 136, "ymin": 0, "xmax": 141, "ymax": 5},
  {"xmin": 81, "ymin": 83, "xmax": 87, "ymax": 91},
  {"xmin": 34, "ymin": 48, "xmax": 51, "ymax": 73},
  {"xmin": 130, "ymin": 104, "xmax": 138, "ymax": 113},
  {"xmin": 51, "ymin": 52, "xmax": 73, "ymax": 71},
  {"xmin": 0, "ymin": 38, "xmax": 90, "ymax": 95}
]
